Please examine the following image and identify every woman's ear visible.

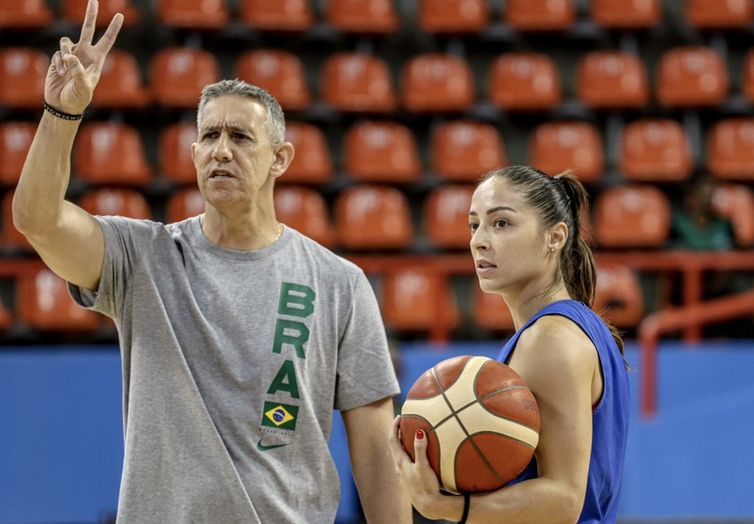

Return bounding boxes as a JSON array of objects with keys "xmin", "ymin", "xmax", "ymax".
[{"xmin": 548, "ymin": 221, "xmax": 569, "ymax": 252}]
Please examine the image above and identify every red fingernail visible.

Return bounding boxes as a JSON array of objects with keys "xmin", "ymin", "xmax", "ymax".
[{"xmin": 416, "ymin": 429, "xmax": 424, "ymax": 440}]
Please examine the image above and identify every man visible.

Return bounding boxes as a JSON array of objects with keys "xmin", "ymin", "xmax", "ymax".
[{"xmin": 13, "ymin": 1, "xmax": 410, "ymax": 522}]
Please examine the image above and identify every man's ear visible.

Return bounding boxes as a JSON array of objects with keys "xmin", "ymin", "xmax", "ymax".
[{"xmin": 270, "ymin": 142, "xmax": 295, "ymax": 179}]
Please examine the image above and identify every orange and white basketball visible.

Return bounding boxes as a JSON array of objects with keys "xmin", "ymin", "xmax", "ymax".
[{"xmin": 399, "ymin": 355, "xmax": 541, "ymax": 494}]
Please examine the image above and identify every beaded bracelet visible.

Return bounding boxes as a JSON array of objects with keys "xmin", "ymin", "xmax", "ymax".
[{"xmin": 43, "ymin": 101, "xmax": 83, "ymax": 121}]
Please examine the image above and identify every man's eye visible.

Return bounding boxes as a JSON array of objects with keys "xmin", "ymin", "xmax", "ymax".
[
  {"xmin": 493, "ymin": 219, "xmax": 508, "ymax": 228},
  {"xmin": 469, "ymin": 223, "xmax": 479, "ymax": 232}
]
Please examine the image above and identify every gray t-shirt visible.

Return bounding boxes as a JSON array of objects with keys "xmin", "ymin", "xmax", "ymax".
[{"xmin": 70, "ymin": 216, "xmax": 400, "ymax": 524}]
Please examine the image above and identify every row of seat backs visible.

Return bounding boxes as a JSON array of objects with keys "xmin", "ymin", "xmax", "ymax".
[
  {"xmin": 2, "ymin": 182, "xmax": 752, "ymax": 252},
  {"xmin": 0, "ymin": 0, "xmax": 748, "ymax": 32},
  {"xmin": 0, "ymin": 46, "xmax": 749, "ymax": 112},
  {"xmin": 4, "ymin": 117, "xmax": 754, "ymax": 187},
  {"xmin": 0, "ymin": 261, "xmax": 645, "ymax": 334}
]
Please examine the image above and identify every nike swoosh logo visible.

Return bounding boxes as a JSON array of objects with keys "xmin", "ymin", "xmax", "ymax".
[{"xmin": 257, "ymin": 439, "xmax": 290, "ymax": 451}]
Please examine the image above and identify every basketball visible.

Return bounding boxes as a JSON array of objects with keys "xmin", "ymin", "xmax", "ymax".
[{"xmin": 399, "ymin": 355, "xmax": 541, "ymax": 494}]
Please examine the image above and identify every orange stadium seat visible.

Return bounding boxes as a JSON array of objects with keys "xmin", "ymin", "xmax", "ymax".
[
  {"xmin": 0, "ymin": 48, "xmax": 46, "ymax": 109},
  {"xmin": 401, "ymin": 54, "xmax": 475, "ymax": 113},
  {"xmin": 472, "ymin": 286, "xmax": 514, "ymax": 333},
  {"xmin": 593, "ymin": 185, "xmax": 670, "ymax": 248},
  {"xmin": 712, "ymin": 184, "xmax": 754, "ymax": 247},
  {"xmin": 274, "ymin": 186, "xmax": 336, "ymax": 247},
  {"xmin": 321, "ymin": 53, "xmax": 397, "ymax": 113},
  {"xmin": 656, "ymin": 46, "xmax": 728, "ymax": 108},
  {"xmin": 591, "ymin": 0, "xmax": 662, "ymax": 29},
  {"xmin": 78, "ymin": 188, "xmax": 152, "ymax": 219},
  {"xmin": 1, "ymin": 191, "xmax": 33, "ymax": 251},
  {"xmin": 593, "ymin": 264, "xmax": 645, "ymax": 329},
  {"xmin": 165, "ymin": 188, "xmax": 205, "ymax": 223},
  {"xmin": 235, "ymin": 50, "xmax": 311, "ymax": 112},
  {"xmin": 91, "ymin": 50, "xmax": 150, "ymax": 109},
  {"xmin": 156, "ymin": 0, "xmax": 229, "ymax": 29},
  {"xmin": 505, "ymin": 0, "xmax": 575, "ymax": 31},
  {"xmin": 620, "ymin": 119, "xmax": 692, "ymax": 182},
  {"xmin": 0, "ymin": 0, "xmax": 53, "ymax": 29},
  {"xmin": 283, "ymin": 122, "xmax": 333, "ymax": 184},
  {"xmin": 707, "ymin": 118, "xmax": 754, "ymax": 181},
  {"xmin": 424, "ymin": 184, "xmax": 475, "ymax": 249},
  {"xmin": 529, "ymin": 121, "xmax": 603, "ymax": 184},
  {"xmin": 73, "ymin": 122, "xmax": 151, "ymax": 186},
  {"xmin": 342, "ymin": 121, "xmax": 420, "ymax": 183},
  {"xmin": 0, "ymin": 122, "xmax": 35, "ymax": 186},
  {"xmin": 686, "ymin": 0, "xmax": 753, "ymax": 29},
  {"xmin": 488, "ymin": 53, "xmax": 562, "ymax": 111},
  {"xmin": 430, "ymin": 120, "xmax": 507, "ymax": 181},
  {"xmin": 61, "ymin": 0, "xmax": 140, "ymax": 26},
  {"xmin": 240, "ymin": 0, "xmax": 314, "ymax": 32},
  {"xmin": 577, "ymin": 51, "xmax": 649, "ymax": 109},
  {"xmin": 17, "ymin": 269, "xmax": 101, "ymax": 332},
  {"xmin": 335, "ymin": 185, "xmax": 413, "ymax": 249},
  {"xmin": 326, "ymin": 0, "xmax": 399, "ymax": 33},
  {"xmin": 159, "ymin": 122, "xmax": 198, "ymax": 185},
  {"xmin": 418, "ymin": 0, "xmax": 490, "ymax": 33},
  {"xmin": 150, "ymin": 48, "xmax": 221, "ymax": 109},
  {"xmin": 381, "ymin": 267, "xmax": 460, "ymax": 333}
]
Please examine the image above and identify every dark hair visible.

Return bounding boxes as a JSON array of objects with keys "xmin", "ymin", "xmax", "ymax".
[
  {"xmin": 197, "ymin": 79, "xmax": 286, "ymax": 146},
  {"xmin": 481, "ymin": 165, "xmax": 624, "ymax": 354}
]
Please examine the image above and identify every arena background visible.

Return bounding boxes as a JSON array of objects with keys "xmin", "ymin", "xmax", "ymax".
[{"xmin": 1, "ymin": 0, "xmax": 753, "ymax": 522}]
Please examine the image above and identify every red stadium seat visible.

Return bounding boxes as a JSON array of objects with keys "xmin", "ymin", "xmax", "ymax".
[
  {"xmin": 326, "ymin": 0, "xmax": 399, "ymax": 33},
  {"xmin": 577, "ymin": 51, "xmax": 649, "ymax": 109},
  {"xmin": 156, "ymin": 0, "xmax": 229, "ymax": 29},
  {"xmin": 418, "ymin": 0, "xmax": 490, "ymax": 34},
  {"xmin": 707, "ymin": 118, "xmax": 754, "ymax": 181},
  {"xmin": 91, "ymin": 50, "xmax": 150, "ymax": 109},
  {"xmin": 656, "ymin": 47, "xmax": 728, "ymax": 108},
  {"xmin": 593, "ymin": 185, "xmax": 670, "ymax": 248},
  {"xmin": 620, "ymin": 119, "xmax": 692, "ymax": 182},
  {"xmin": 381, "ymin": 267, "xmax": 460, "ymax": 333},
  {"xmin": 284, "ymin": 122, "xmax": 333, "ymax": 184},
  {"xmin": 0, "ymin": 0, "xmax": 53, "ymax": 29},
  {"xmin": 342, "ymin": 121, "xmax": 420, "ymax": 183},
  {"xmin": 78, "ymin": 188, "xmax": 152, "ymax": 219},
  {"xmin": 529, "ymin": 122, "xmax": 603, "ymax": 184},
  {"xmin": 472, "ymin": 286, "xmax": 514, "ymax": 333},
  {"xmin": 0, "ymin": 122, "xmax": 35, "ymax": 186},
  {"xmin": 239, "ymin": 0, "xmax": 314, "ymax": 32},
  {"xmin": 158, "ymin": 122, "xmax": 197, "ymax": 184},
  {"xmin": 321, "ymin": 53, "xmax": 397, "ymax": 113},
  {"xmin": 488, "ymin": 53, "xmax": 562, "ymax": 111},
  {"xmin": 335, "ymin": 185, "xmax": 413, "ymax": 249},
  {"xmin": 236, "ymin": 50, "xmax": 311, "ymax": 112},
  {"xmin": 741, "ymin": 48, "xmax": 754, "ymax": 103},
  {"xmin": 424, "ymin": 185, "xmax": 475, "ymax": 249},
  {"xmin": 402, "ymin": 54, "xmax": 475, "ymax": 113},
  {"xmin": 150, "ymin": 48, "xmax": 221, "ymax": 109},
  {"xmin": 0, "ymin": 297, "xmax": 11, "ymax": 331},
  {"xmin": 593, "ymin": 264, "xmax": 644, "ymax": 329},
  {"xmin": 274, "ymin": 186, "xmax": 336, "ymax": 247},
  {"xmin": 61, "ymin": 0, "xmax": 140, "ymax": 26},
  {"xmin": 591, "ymin": 0, "xmax": 662, "ymax": 29},
  {"xmin": 165, "ymin": 188, "xmax": 205, "ymax": 223},
  {"xmin": 73, "ymin": 122, "xmax": 151, "ymax": 186},
  {"xmin": 17, "ymin": 269, "xmax": 101, "ymax": 332},
  {"xmin": 430, "ymin": 120, "xmax": 507, "ymax": 181},
  {"xmin": 0, "ymin": 48, "xmax": 46, "ymax": 109},
  {"xmin": 1, "ymin": 191, "xmax": 33, "ymax": 251},
  {"xmin": 712, "ymin": 184, "xmax": 754, "ymax": 247},
  {"xmin": 505, "ymin": 0, "xmax": 576, "ymax": 31},
  {"xmin": 686, "ymin": 0, "xmax": 753, "ymax": 29}
]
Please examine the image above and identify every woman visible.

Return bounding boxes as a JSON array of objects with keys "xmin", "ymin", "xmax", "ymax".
[{"xmin": 390, "ymin": 166, "xmax": 630, "ymax": 523}]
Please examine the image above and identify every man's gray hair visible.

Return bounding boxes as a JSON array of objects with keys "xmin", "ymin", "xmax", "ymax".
[{"xmin": 197, "ymin": 79, "xmax": 286, "ymax": 145}]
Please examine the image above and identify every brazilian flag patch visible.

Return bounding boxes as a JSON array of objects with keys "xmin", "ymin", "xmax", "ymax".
[{"xmin": 261, "ymin": 401, "xmax": 299, "ymax": 430}]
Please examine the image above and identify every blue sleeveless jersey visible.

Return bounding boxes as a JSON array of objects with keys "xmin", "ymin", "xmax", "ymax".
[{"xmin": 496, "ymin": 300, "xmax": 629, "ymax": 524}]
